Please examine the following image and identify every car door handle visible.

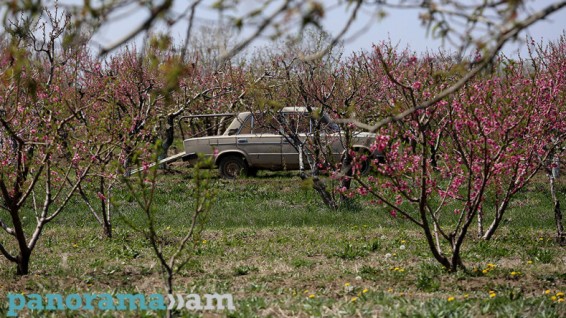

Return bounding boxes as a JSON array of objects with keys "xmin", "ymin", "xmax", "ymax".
[{"xmin": 237, "ymin": 138, "xmax": 248, "ymax": 144}]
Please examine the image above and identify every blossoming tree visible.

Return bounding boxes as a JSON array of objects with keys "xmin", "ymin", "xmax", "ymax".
[
  {"xmin": 0, "ymin": 9, "xmax": 104, "ymax": 274},
  {"xmin": 348, "ymin": 43, "xmax": 565, "ymax": 271}
]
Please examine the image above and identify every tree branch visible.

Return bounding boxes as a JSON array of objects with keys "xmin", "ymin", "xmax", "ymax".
[
  {"xmin": 335, "ymin": 1, "xmax": 566, "ymax": 133},
  {"xmin": 0, "ymin": 242, "xmax": 17, "ymax": 263}
]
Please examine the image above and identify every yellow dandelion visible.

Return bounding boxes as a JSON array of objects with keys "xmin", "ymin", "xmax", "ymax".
[
  {"xmin": 363, "ymin": 288, "xmax": 369, "ymax": 293},
  {"xmin": 527, "ymin": 260, "xmax": 533, "ymax": 264},
  {"xmin": 308, "ymin": 294, "xmax": 315, "ymax": 299},
  {"xmin": 447, "ymin": 296, "xmax": 455, "ymax": 302},
  {"xmin": 202, "ymin": 240, "xmax": 207, "ymax": 244},
  {"xmin": 482, "ymin": 269, "xmax": 489, "ymax": 274},
  {"xmin": 545, "ymin": 289, "xmax": 551, "ymax": 295},
  {"xmin": 304, "ymin": 290, "xmax": 309, "ymax": 294},
  {"xmin": 558, "ymin": 298, "xmax": 564, "ymax": 303},
  {"xmin": 401, "ymin": 240, "xmax": 406, "ymax": 243},
  {"xmin": 351, "ymin": 297, "xmax": 358, "ymax": 302},
  {"xmin": 72, "ymin": 243, "xmax": 78, "ymax": 248},
  {"xmin": 387, "ymin": 288, "xmax": 393, "ymax": 293},
  {"xmin": 556, "ymin": 292, "xmax": 564, "ymax": 298},
  {"xmin": 489, "ymin": 291, "xmax": 496, "ymax": 298},
  {"xmin": 551, "ymin": 296, "xmax": 557, "ymax": 301},
  {"xmin": 464, "ymin": 294, "xmax": 469, "ymax": 299},
  {"xmin": 344, "ymin": 282, "xmax": 351, "ymax": 287}
]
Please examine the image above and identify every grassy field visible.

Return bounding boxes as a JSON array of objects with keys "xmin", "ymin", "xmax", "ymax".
[{"xmin": 0, "ymin": 168, "xmax": 565, "ymax": 317}]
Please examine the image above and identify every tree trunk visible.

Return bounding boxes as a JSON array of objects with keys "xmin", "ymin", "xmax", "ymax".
[
  {"xmin": 420, "ymin": 221, "xmax": 451, "ymax": 271},
  {"xmin": 294, "ymin": 136, "xmax": 338, "ymax": 210},
  {"xmin": 549, "ymin": 173, "xmax": 565, "ymax": 244},
  {"xmin": 482, "ymin": 200, "xmax": 510, "ymax": 240},
  {"xmin": 101, "ymin": 178, "xmax": 112, "ymax": 239},
  {"xmin": 16, "ymin": 249, "xmax": 31, "ymax": 275},
  {"xmin": 159, "ymin": 115, "xmax": 175, "ymax": 169},
  {"xmin": 339, "ymin": 151, "xmax": 353, "ymax": 204},
  {"xmin": 10, "ymin": 206, "xmax": 32, "ymax": 275},
  {"xmin": 477, "ymin": 206, "xmax": 484, "ymax": 238},
  {"xmin": 433, "ymin": 222, "xmax": 443, "ymax": 256},
  {"xmin": 312, "ymin": 176, "xmax": 338, "ymax": 210},
  {"xmin": 165, "ymin": 269, "xmax": 174, "ymax": 318}
]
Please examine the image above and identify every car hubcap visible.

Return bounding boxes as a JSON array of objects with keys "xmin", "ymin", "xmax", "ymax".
[{"xmin": 225, "ymin": 162, "xmax": 241, "ymax": 177}]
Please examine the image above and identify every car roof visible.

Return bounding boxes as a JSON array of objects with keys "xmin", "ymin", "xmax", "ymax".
[{"xmin": 280, "ymin": 106, "xmax": 310, "ymax": 113}]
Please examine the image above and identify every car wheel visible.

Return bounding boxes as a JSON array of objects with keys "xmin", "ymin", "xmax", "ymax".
[
  {"xmin": 219, "ymin": 155, "xmax": 248, "ymax": 179},
  {"xmin": 359, "ymin": 156, "xmax": 371, "ymax": 175},
  {"xmin": 350, "ymin": 149, "xmax": 372, "ymax": 176}
]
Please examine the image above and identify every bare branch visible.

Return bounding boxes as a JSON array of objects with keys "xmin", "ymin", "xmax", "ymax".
[
  {"xmin": 99, "ymin": 0, "xmax": 173, "ymax": 56},
  {"xmin": 180, "ymin": 0, "xmax": 203, "ymax": 61},
  {"xmin": 219, "ymin": 1, "xmax": 291, "ymax": 63},
  {"xmin": 335, "ymin": 1, "xmax": 566, "ymax": 133},
  {"xmin": 355, "ymin": 176, "xmax": 423, "ymax": 227},
  {"xmin": 0, "ymin": 218, "xmax": 15, "ymax": 236},
  {"xmin": 0, "ymin": 242, "xmax": 17, "ymax": 263},
  {"xmin": 300, "ymin": 0, "xmax": 363, "ymax": 62}
]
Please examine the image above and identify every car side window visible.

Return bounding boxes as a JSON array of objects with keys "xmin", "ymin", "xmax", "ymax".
[
  {"xmin": 238, "ymin": 116, "xmax": 252, "ymax": 134},
  {"xmin": 281, "ymin": 112, "xmax": 311, "ymax": 134},
  {"xmin": 251, "ymin": 113, "xmax": 279, "ymax": 134}
]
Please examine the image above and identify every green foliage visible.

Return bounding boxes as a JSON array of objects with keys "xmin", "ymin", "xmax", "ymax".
[
  {"xmin": 333, "ymin": 243, "xmax": 369, "ymax": 260},
  {"xmin": 118, "ymin": 153, "xmax": 218, "ymax": 301},
  {"xmin": 526, "ymin": 248, "xmax": 555, "ymax": 264},
  {"xmin": 233, "ymin": 265, "xmax": 259, "ymax": 276},
  {"xmin": 290, "ymin": 258, "xmax": 315, "ymax": 269},
  {"xmin": 1, "ymin": 169, "xmax": 565, "ymax": 317},
  {"xmin": 416, "ymin": 272, "xmax": 441, "ymax": 292}
]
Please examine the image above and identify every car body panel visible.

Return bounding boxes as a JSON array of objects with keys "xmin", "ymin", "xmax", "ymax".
[{"xmin": 182, "ymin": 108, "xmax": 380, "ymax": 174}]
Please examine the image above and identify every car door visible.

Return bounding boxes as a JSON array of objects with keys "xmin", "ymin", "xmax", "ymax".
[
  {"xmin": 319, "ymin": 113, "xmax": 346, "ymax": 164},
  {"xmin": 280, "ymin": 112, "xmax": 311, "ymax": 170},
  {"xmin": 236, "ymin": 114, "xmax": 282, "ymax": 169}
]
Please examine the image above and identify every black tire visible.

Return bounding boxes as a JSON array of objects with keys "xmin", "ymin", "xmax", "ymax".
[
  {"xmin": 354, "ymin": 149, "xmax": 372, "ymax": 176},
  {"xmin": 218, "ymin": 155, "xmax": 248, "ymax": 179}
]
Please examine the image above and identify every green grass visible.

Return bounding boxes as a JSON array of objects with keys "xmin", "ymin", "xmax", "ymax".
[{"xmin": 0, "ymin": 168, "xmax": 565, "ymax": 317}]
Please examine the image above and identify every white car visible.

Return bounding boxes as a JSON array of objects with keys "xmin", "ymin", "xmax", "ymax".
[{"xmin": 183, "ymin": 107, "xmax": 380, "ymax": 178}]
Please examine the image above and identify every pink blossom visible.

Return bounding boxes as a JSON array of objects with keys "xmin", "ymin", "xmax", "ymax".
[
  {"xmin": 97, "ymin": 192, "xmax": 107, "ymax": 201},
  {"xmin": 142, "ymin": 162, "xmax": 150, "ymax": 172},
  {"xmin": 357, "ymin": 187, "xmax": 368, "ymax": 195},
  {"xmin": 71, "ymin": 153, "xmax": 80, "ymax": 166}
]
